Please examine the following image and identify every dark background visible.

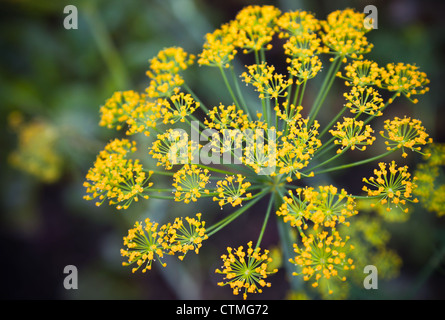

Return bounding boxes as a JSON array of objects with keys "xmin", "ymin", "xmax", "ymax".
[{"xmin": 1, "ymin": 0, "xmax": 444, "ymax": 300}]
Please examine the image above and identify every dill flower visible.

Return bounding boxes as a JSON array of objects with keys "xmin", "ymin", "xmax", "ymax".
[
  {"xmin": 121, "ymin": 218, "xmax": 170, "ymax": 273},
  {"xmin": 146, "ymin": 46, "xmax": 195, "ymax": 77},
  {"xmin": 276, "ymin": 188, "xmax": 314, "ymax": 229},
  {"xmin": 380, "ymin": 116, "xmax": 432, "ymax": 158},
  {"xmin": 159, "ymin": 92, "xmax": 199, "ymax": 124},
  {"xmin": 83, "ymin": 139, "xmax": 154, "ymax": 210},
  {"xmin": 241, "ymin": 62, "xmax": 293, "ymax": 99},
  {"xmin": 99, "ymin": 90, "xmax": 162, "ymax": 136},
  {"xmin": 343, "ymin": 85, "xmax": 385, "ymax": 116},
  {"xmin": 8, "ymin": 118, "xmax": 62, "ymax": 183},
  {"xmin": 320, "ymin": 8, "xmax": 373, "ymax": 60},
  {"xmin": 172, "ymin": 164, "xmax": 211, "ymax": 203},
  {"xmin": 337, "ymin": 59, "xmax": 383, "ymax": 87},
  {"xmin": 329, "ymin": 117, "xmax": 375, "ymax": 153},
  {"xmin": 215, "ymin": 241, "xmax": 278, "ymax": 300},
  {"xmin": 283, "ymin": 33, "xmax": 322, "ymax": 59},
  {"xmin": 290, "ymin": 230, "xmax": 355, "ymax": 294},
  {"xmin": 362, "ymin": 161, "xmax": 418, "ymax": 213},
  {"xmin": 145, "ymin": 47, "xmax": 195, "ymax": 98},
  {"xmin": 149, "ymin": 129, "xmax": 199, "ymax": 169},
  {"xmin": 277, "ymin": 118, "xmax": 321, "ymax": 178},
  {"xmin": 204, "ymin": 103, "xmax": 250, "ymax": 131},
  {"xmin": 377, "ymin": 62, "xmax": 430, "ymax": 103},
  {"xmin": 213, "ymin": 175, "xmax": 253, "ymax": 208},
  {"xmin": 234, "ymin": 5, "xmax": 281, "ymax": 53},
  {"xmin": 309, "ymin": 185, "xmax": 357, "ymax": 228},
  {"xmin": 168, "ymin": 213, "xmax": 208, "ymax": 260},
  {"xmin": 276, "ymin": 10, "xmax": 320, "ymax": 38},
  {"xmin": 288, "ymin": 55, "xmax": 323, "ymax": 84},
  {"xmin": 198, "ymin": 21, "xmax": 239, "ymax": 69}
]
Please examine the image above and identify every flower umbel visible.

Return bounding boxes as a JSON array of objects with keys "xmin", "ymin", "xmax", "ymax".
[{"xmin": 216, "ymin": 241, "xmax": 278, "ymax": 300}]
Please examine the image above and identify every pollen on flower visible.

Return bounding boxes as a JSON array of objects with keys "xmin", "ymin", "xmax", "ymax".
[
  {"xmin": 215, "ymin": 241, "xmax": 277, "ymax": 300},
  {"xmin": 172, "ymin": 164, "xmax": 211, "ymax": 203},
  {"xmin": 213, "ymin": 174, "xmax": 253, "ymax": 208}
]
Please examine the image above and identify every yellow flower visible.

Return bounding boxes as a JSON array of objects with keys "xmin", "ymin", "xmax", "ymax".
[
  {"xmin": 343, "ymin": 86, "xmax": 385, "ymax": 116},
  {"xmin": 320, "ymin": 8, "xmax": 373, "ymax": 60},
  {"xmin": 198, "ymin": 21, "xmax": 239, "ymax": 69},
  {"xmin": 121, "ymin": 218, "xmax": 171, "ymax": 273},
  {"xmin": 380, "ymin": 116, "xmax": 432, "ymax": 158},
  {"xmin": 234, "ymin": 5, "xmax": 281, "ymax": 53},
  {"xmin": 159, "ymin": 92, "xmax": 199, "ymax": 124},
  {"xmin": 329, "ymin": 117, "xmax": 375, "ymax": 153},
  {"xmin": 241, "ymin": 62, "xmax": 293, "ymax": 99},
  {"xmin": 172, "ymin": 164, "xmax": 211, "ymax": 203},
  {"xmin": 99, "ymin": 90, "xmax": 162, "ymax": 136},
  {"xmin": 83, "ymin": 139, "xmax": 153, "ymax": 210},
  {"xmin": 377, "ymin": 62, "xmax": 430, "ymax": 103},
  {"xmin": 168, "ymin": 213, "xmax": 208, "ymax": 260},
  {"xmin": 8, "ymin": 117, "xmax": 62, "ymax": 183},
  {"xmin": 362, "ymin": 161, "xmax": 418, "ymax": 213},
  {"xmin": 213, "ymin": 174, "xmax": 253, "ymax": 208},
  {"xmin": 149, "ymin": 129, "xmax": 199, "ymax": 169},
  {"xmin": 276, "ymin": 10, "xmax": 320, "ymax": 38},
  {"xmin": 290, "ymin": 230, "xmax": 355, "ymax": 294},
  {"xmin": 215, "ymin": 241, "xmax": 278, "ymax": 300},
  {"xmin": 283, "ymin": 33, "xmax": 323, "ymax": 59},
  {"xmin": 337, "ymin": 59, "xmax": 383, "ymax": 87}
]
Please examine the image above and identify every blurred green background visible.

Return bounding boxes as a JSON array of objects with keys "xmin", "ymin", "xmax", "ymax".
[{"xmin": 1, "ymin": 0, "xmax": 444, "ymax": 299}]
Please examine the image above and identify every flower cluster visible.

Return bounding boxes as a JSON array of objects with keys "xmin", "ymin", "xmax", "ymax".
[
  {"xmin": 216, "ymin": 241, "xmax": 278, "ymax": 300},
  {"xmin": 83, "ymin": 139, "xmax": 154, "ymax": 210},
  {"xmin": 83, "ymin": 5, "xmax": 434, "ymax": 299},
  {"xmin": 121, "ymin": 213, "xmax": 207, "ymax": 272}
]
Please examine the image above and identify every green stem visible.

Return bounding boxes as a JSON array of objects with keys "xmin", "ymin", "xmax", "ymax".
[
  {"xmin": 82, "ymin": 3, "xmax": 129, "ymax": 89},
  {"xmin": 219, "ymin": 66, "xmax": 240, "ymax": 109},
  {"xmin": 207, "ymin": 189, "xmax": 268, "ymax": 236},
  {"xmin": 318, "ymin": 105, "xmax": 348, "ymax": 140},
  {"xmin": 255, "ymin": 194, "xmax": 275, "ymax": 250},
  {"xmin": 312, "ymin": 149, "xmax": 396, "ymax": 176},
  {"xmin": 306, "ymin": 146, "xmax": 350, "ymax": 173},
  {"xmin": 183, "ymin": 82, "xmax": 209, "ymax": 114},
  {"xmin": 308, "ymin": 57, "xmax": 342, "ymax": 127},
  {"xmin": 230, "ymin": 65, "xmax": 251, "ymax": 120}
]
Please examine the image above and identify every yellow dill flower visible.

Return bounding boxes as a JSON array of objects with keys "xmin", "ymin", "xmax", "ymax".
[
  {"xmin": 159, "ymin": 92, "xmax": 199, "ymax": 124},
  {"xmin": 423, "ymin": 143, "xmax": 445, "ymax": 166},
  {"xmin": 213, "ymin": 174, "xmax": 253, "ymax": 208},
  {"xmin": 380, "ymin": 116, "xmax": 432, "ymax": 158},
  {"xmin": 145, "ymin": 73, "xmax": 183, "ymax": 98},
  {"xmin": 309, "ymin": 185, "xmax": 357, "ymax": 229},
  {"xmin": 234, "ymin": 5, "xmax": 281, "ymax": 53},
  {"xmin": 320, "ymin": 9, "xmax": 372, "ymax": 60},
  {"xmin": 121, "ymin": 218, "xmax": 171, "ymax": 273},
  {"xmin": 283, "ymin": 33, "xmax": 323, "ymax": 59},
  {"xmin": 277, "ymin": 118, "xmax": 321, "ymax": 178},
  {"xmin": 99, "ymin": 90, "xmax": 162, "ymax": 136},
  {"xmin": 215, "ymin": 241, "xmax": 278, "ymax": 300},
  {"xmin": 168, "ymin": 213, "xmax": 208, "ymax": 260},
  {"xmin": 149, "ymin": 129, "xmax": 199, "ymax": 169},
  {"xmin": 362, "ymin": 161, "xmax": 418, "ymax": 213},
  {"xmin": 198, "ymin": 21, "xmax": 239, "ymax": 68},
  {"xmin": 172, "ymin": 164, "xmax": 210, "ymax": 203},
  {"xmin": 276, "ymin": 10, "xmax": 320, "ymax": 38},
  {"xmin": 377, "ymin": 62, "xmax": 430, "ymax": 103},
  {"xmin": 83, "ymin": 139, "xmax": 153, "ymax": 210},
  {"xmin": 8, "ymin": 117, "xmax": 62, "ymax": 183},
  {"xmin": 241, "ymin": 127, "xmax": 278, "ymax": 175},
  {"xmin": 343, "ymin": 86, "xmax": 385, "ymax": 116},
  {"xmin": 288, "ymin": 55, "xmax": 323, "ymax": 84},
  {"xmin": 290, "ymin": 230, "xmax": 355, "ymax": 294},
  {"xmin": 337, "ymin": 59, "xmax": 383, "ymax": 87},
  {"xmin": 329, "ymin": 117, "xmax": 375, "ymax": 153},
  {"xmin": 204, "ymin": 103, "xmax": 250, "ymax": 131},
  {"xmin": 146, "ymin": 46, "xmax": 195, "ymax": 78},
  {"xmin": 275, "ymin": 101, "xmax": 303, "ymax": 124},
  {"xmin": 276, "ymin": 187, "xmax": 314, "ymax": 229},
  {"xmin": 241, "ymin": 62, "xmax": 293, "ymax": 99}
]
